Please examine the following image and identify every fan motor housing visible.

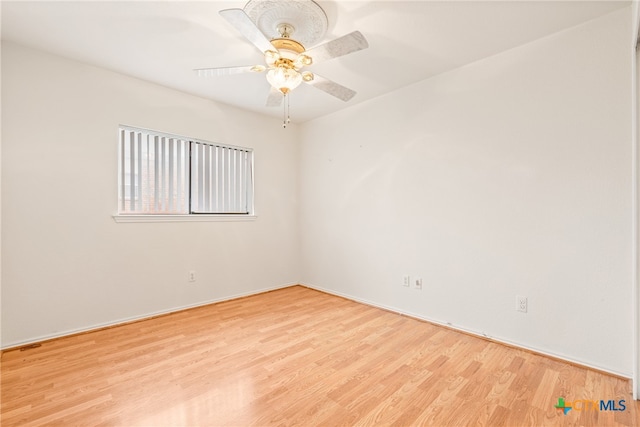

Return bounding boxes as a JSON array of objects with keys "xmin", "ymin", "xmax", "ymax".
[{"xmin": 271, "ymin": 38, "xmax": 305, "ymax": 54}]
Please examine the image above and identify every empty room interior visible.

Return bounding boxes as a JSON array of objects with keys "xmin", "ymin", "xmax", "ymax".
[{"xmin": 2, "ymin": 0, "xmax": 640, "ymax": 425}]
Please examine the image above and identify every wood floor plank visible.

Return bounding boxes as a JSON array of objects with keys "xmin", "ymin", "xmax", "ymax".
[{"xmin": 1, "ymin": 285, "xmax": 637, "ymax": 426}]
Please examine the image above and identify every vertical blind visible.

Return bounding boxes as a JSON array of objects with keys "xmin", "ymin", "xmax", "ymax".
[
  {"xmin": 190, "ymin": 142, "xmax": 253, "ymax": 214},
  {"xmin": 119, "ymin": 126, "xmax": 253, "ymax": 215}
]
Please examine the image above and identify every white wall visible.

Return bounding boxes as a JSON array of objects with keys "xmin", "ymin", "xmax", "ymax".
[
  {"xmin": 634, "ymin": 0, "xmax": 640, "ymax": 397},
  {"xmin": 300, "ymin": 8, "xmax": 633, "ymax": 376},
  {"xmin": 1, "ymin": 42, "xmax": 300, "ymax": 348},
  {"xmin": 2, "ymin": 7, "xmax": 635, "ymax": 378}
]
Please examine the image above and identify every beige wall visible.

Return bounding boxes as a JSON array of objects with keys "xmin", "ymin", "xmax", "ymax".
[
  {"xmin": 2, "ymin": 6, "xmax": 636, "ymax": 379},
  {"xmin": 1, "ymin": 41, "xmax": 301, "ymax": 347},
  {"xmin": 299, "ymin": 7, "xmax": 634, "ymax": 376}
]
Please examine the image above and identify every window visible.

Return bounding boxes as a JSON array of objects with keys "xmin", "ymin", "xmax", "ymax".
[{"xmin": 118, "ymin": 126, "xmax": 254, "ymax": 216}]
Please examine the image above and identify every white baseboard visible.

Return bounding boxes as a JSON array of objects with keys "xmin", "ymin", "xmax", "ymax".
[
  {"xmin": 300, "ymin": 282, "xmax": 632, "ymax": 380},
  {"xmin": 4, "ymin": 281, "xmax": 633, "ymax": 381},
  {"xmin": 1, "ymin": 282, "xmax": 296, "ymax": 351}
]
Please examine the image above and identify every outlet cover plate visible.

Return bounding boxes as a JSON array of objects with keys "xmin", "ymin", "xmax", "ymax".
[{"xmin": 516, "ymin": 296, "xmax": 527, "ymax": 313}]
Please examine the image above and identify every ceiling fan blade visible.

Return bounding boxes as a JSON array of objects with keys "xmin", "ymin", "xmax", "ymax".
[
  {"xmin": 305, "ymin": 74, "xmax": 356, "ymax": 102},
  {"xmin": 194, "ymin": 65, "xmax": 265, "ymax": 77},
  {"xmin": 219, "ymin": 8, "xmax": 274, "ymax": 54},
  {"xmin": 266, "ymin": 87, "xmax": 283, "ymax": 107},
  {"xmin": 305, "ymin": 31, "xmax": 369, "ymax": 64}
]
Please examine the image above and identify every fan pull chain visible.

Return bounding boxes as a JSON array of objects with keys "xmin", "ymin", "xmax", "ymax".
[
  {"xmin": 282, "ymin": 93, "xmax": 287, "ymax": 128},
  {"xmin": 282, "ymin": 93, "xmax": 292, "ymax": 128}
]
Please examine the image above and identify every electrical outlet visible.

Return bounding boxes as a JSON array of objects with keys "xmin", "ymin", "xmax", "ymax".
[
  {"xmin": 516, "ymin": 296, "xmax": 527, "ymax": 313},
  {"xmin": 188, "ymin": 271, "xmax": 197, "ymax": 282},
  {"xmin": 414, "ymin": 278, "xmax": 423, "ymax": 290},
  {"xmin": 403, "ymin": 275, "xmax": 410, "ymax": 287}
]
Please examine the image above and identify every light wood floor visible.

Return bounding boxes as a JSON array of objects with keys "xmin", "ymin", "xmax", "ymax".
[{"xmin": 1, "ymin": 285, "xmax": 637, "ymax": 426}]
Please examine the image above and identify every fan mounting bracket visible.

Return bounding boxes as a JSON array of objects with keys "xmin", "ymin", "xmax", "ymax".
[{"xmin": 243, "ymin": 0, "xmax": 328, "ymax": 47}]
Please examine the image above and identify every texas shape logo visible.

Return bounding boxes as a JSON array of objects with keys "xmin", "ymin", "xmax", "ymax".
[{"xmin": 555, "ymin": 397, "xmax": 572, "ymax": 415}]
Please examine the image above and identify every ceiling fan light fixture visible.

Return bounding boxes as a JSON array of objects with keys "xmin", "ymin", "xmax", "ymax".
[
  {"xmin": 265, "ymin": 50, "xmax": 280, "ymax": 66},
  {"xmin": 201, "ymin": 2, "xmax": 368, "ymax": 128},
  {"xmin": 266, "ymin": 67, "xmax": 302, "ymax": 94},
  {"xmin": 294, "ymin": 54, "xmax": 312, "ymax": 69}
]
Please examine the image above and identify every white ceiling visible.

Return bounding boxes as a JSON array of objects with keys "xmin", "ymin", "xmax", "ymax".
[{"xmin": 1, "ymin": 0, "xmax": 630, "ymax": 123}]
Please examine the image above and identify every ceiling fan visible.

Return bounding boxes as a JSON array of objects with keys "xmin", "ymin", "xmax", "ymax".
[{"xmin": 195, "ymin": 0, "xmax": 369, "ymax": 127}]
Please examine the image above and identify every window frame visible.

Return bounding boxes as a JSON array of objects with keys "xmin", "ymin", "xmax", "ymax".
[{"xmin": 113, "ymin": 125, "xmax": 256, "ymax": 223}]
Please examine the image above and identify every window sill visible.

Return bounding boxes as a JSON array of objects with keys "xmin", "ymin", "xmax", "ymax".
[{"xmin": 113, "ymin": 214, "xmax": 257, "ymax": 223}]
